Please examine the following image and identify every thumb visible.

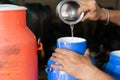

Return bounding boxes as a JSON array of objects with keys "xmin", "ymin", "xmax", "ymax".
[
  {"xmin": 84, "ymin": 49, "xmax": 95, "ymax": 64},
  {"xmin": 84, "ymin": 49, "xmax": 90, "ymax": 58}
]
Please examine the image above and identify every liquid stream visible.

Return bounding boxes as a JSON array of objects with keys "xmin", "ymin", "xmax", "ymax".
[{"xmin": 70, "ymin": 25, "xmax": 74, "ymax": 37}]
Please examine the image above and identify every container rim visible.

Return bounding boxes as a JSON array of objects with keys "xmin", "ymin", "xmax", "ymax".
[
  {"xmin": 111, "ymin": 50, "xmax": 120, "ymax": 57},
  {"xmin": 57, "ymin": 37, "xmax": 86, "ymax": 43},
  {"xmin": 0, "ymin": 4, "xmax": 27, "ymax": 11}
]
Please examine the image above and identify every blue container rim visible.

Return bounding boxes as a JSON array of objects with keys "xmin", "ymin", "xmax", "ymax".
[
  {"xmin": 110, "ymin": 50, "xmax": 120, "ymax": 60},
  {"xmin": 57, "ymin": 37, "xmax": 86, "ymax": 43}
]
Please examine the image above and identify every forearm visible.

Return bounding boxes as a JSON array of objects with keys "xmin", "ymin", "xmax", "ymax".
[
  {"xmin": 100, "ymin": 8, "xmax": 120, "ymax": 26},
  {"xmin": 76, "ymin": 64, "xmax": 115, "ymax": 80},
  {"xmin": 109, "ymin": 10, "xmax": 120, "ymax": 26},
  {"xmin": 93, "ymin": 66, "xmax": 115, "ymax": 80}
]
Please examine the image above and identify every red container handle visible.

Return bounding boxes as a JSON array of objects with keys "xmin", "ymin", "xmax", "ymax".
[{"xmin": 38, "ymin": 38, "xmax": 43, "ymax": 50}]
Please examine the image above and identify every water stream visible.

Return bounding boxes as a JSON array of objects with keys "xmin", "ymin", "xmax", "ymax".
[{"xmin": 70, "ymin": 25, "xmax": 74, "ymax": 37}]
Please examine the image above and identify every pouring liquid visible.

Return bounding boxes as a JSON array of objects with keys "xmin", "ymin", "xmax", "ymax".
[{"xmin": 70, "ymin": 25, "xmax": 74, "ymax": 37}]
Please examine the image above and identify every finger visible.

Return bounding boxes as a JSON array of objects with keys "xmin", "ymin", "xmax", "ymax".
[
  {"xmin": 51, "ymin": 56, "xmax": 65, "ymax": 65},
  {"xmin": 84, "ymin": 49, "xmax": 90, "ymax": 58},
  {"xmin": 78, "ymin": 6, "xmax": 89, "ymax": 14},
  {"xmin": 55, "ymin": 48, "xmax": 77, "ymax": 56},
  {"xmin": 78, "ymin": 0, "xmax": 86, "ymax": 5},
  {"xmin": 51, "ymin": 64, "xmax": 63, "ymax": 71},
  {"xmin": 78, "ymin": 6, "xmax": 90, "ymax": 21},
  {"xmin": 82, "ymin": 12, "xmax": 91, "ymax": 21},
  {"xmin": 52, "ymin": 52, "xmax": 66, "ymax": 59},
  {"xmin": 55, "ymin": 48, "xmax": 84, "ymax": 60},
  {"xmin": 84, "ymin": 49, "xmax": 94, "ymax": 64}
]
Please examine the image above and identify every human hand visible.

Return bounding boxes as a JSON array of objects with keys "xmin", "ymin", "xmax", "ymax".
[
  {"xmin": 78, "ymin": 0, "xmax": 107, "ymax": 21},
  {"xmin": 51, "ymin": 48, "xmax": 96, "ymax": 80}
]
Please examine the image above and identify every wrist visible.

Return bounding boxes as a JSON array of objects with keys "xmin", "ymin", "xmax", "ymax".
[
  {"xmin": 100, "ymin": 8, "xmax": 110, "ymax": 25},
  {"xmin": 94, "ymin": 67, "xmax": 115, "ymax": 80},
  {"xmin": 100, "ymin": 8, "xmax": 108, "ymax": 21}
]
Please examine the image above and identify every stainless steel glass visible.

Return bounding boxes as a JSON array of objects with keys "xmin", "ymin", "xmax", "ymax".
[{"xmin": 56, "ymin": 0, "xmax": 84, "ymax": 25}]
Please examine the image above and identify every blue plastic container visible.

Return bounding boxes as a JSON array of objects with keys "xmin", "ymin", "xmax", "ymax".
[
  {"xmin": 46, "ymin": 37, "xmax": 86, "ymax": 80},
  {"xmin": 104, "ymin": 50, "xmax": 120, "ymax": 80}
]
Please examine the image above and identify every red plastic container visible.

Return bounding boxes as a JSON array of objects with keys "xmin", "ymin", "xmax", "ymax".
[{"xmin": 0, "ymin": 4, "xmax": 38, "ymax": 80}]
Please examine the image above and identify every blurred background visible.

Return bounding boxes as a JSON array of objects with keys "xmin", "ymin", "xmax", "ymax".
[{"xmin": 1, "ymin": 0, "xmax": 120, "ymax": 80}]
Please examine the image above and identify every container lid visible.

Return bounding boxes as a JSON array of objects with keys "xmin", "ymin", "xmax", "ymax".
[{"xmin": 0, "ymin": 4, "xmax": 27, "ymax": 11}]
